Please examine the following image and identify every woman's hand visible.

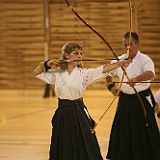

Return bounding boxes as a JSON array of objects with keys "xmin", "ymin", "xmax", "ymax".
[
  {"xmin": 106, "ymin": 82, "xmax": 119, "ymax": 96},
  {"xmin": 119, "ymin": 59, "xmax": 132, "ymax": 68},
  {"xmin": 47, "ymin": 59, "xmax": 59, "ymax": 69},
  {"xmin": 103, "ymin": 59, "xmax": 132, "ymax": 73}
]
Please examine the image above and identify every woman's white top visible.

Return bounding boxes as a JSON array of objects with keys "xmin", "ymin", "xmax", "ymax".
[
  {"xmin": 155, "ymin": 89, "xmax": 160, "ymax": 104},
  {"xmin": 36, "ymin": 65, "xmax": 107, "ymax": 100},
  {"xmin": 109, "ymin": 50, "xmax": 155, "ymax": 94}
]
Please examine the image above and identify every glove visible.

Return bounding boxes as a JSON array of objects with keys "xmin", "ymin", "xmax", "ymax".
[
  {"xmin": 47, "ymin": 59, "xmax": 59, "ymax": 67},
  {"xmin": 44, "ymin": 59, "xmax": 59, "ymax": 71},
  {"xmin": 106, "ymin": 82, "xmax": 119, "ymax": 96}
]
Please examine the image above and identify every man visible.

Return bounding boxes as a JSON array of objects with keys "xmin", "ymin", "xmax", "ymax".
[{"xmin": 106, "ymin": 32, "xmax": 160, "ymax": 160}]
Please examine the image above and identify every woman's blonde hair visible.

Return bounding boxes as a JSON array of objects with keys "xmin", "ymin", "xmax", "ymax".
[{"xmin": 59, "ymin": 42, "xmax": 83, "ymax": 71}]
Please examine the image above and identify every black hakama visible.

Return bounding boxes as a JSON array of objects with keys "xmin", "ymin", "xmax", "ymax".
[
  {"xmin": 106, "ymin": 88, "xmax": 160, "ymax": 160},
  {"xmin": 49, "ymin": 98, "xmax": 103, "ymax": 160}
]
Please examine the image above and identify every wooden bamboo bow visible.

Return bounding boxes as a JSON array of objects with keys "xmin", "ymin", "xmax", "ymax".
[{"xmin": 64, "ymin": 0, "xmax": 148, "ymax": 129}]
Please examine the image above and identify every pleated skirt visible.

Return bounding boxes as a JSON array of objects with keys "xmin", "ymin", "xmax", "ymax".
[
  {"xmin": 106, "ymin": 89, "xmax": 160, "ymax": 160},
  {"xmin": 49, "ymin": 98, "xmax": 103, "ymax": 160}
]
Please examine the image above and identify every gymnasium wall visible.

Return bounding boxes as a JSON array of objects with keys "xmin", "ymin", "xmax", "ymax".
[{"xmin": 0, "ymin": 0, "xmax": 159, "ymax": 89}]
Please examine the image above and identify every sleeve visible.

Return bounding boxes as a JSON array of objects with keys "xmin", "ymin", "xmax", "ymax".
[
  {"xmin": 142, "ymin": 55, "xmax": 155, "ymax": 75},
  {"xmin": 36, "ymin": 71, "xmax": 56, "ymax": 85},
  {"xmin": 108, "ymin": 60, "xmax": 118, "ymax": 77},
  {"xmin": 83, "ymin": 65, "xmax": 108, "ymax": 86},
  {"xmin": 107, "ymin": 54, "xmax": 125, "ymax": 77}
]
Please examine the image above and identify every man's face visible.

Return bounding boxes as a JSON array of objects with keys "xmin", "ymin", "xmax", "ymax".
[{"xmin": 123, "ymin": 38, "xmax": 139, "ymax": 58}]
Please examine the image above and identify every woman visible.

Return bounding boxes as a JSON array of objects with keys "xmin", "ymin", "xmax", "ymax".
[{"xmin": 33, "ymin": 42, "xmax": 130, "ymax": 160}]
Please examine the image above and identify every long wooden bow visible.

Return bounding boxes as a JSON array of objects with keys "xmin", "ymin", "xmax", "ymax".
[
  {"xmin": 125, "ymin": 0, "xmax": 148, "ymax": 126},
  {"xmin": 64, "ymin": 0, "xmax": 148, "ymax": 128}
]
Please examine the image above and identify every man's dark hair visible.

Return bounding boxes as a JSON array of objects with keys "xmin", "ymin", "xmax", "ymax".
[{"xmin": 123, "ymin": 32, "xmax": 139, "ymax": 43}]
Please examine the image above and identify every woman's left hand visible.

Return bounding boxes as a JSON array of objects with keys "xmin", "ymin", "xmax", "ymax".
[{"xmin": 121, "ymin": 59, "xmax": 132, "ymax": 68}]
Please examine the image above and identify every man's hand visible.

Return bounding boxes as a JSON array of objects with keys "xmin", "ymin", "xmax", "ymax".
[
  {"xmin": 126, "ymin": 77, "xmax": 137, "ymax": 87},
  {"xmin": 126, "ymin": 71, "xmax": 155, "ymax": 87},
  {"xmin": 106, "ymin": 82, "xmax": 119, "ymax": 96}
]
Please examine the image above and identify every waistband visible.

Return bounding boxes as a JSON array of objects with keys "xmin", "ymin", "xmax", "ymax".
[
  {"xmin": 120, "ymin": 88, "xmax": 156, "ymax": 108},
  {"xmin": 120, "ymin": 88, "xmax": 151, "ymax": 97},
  {"xmin": 58, "ymin": 98, "xmax": 84, "ymax": 107}
]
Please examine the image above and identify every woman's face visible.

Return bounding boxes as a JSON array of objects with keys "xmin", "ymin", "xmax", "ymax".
[{"xmin": 65, "ymin": 48, "xmax": 83, "ymax": 65}]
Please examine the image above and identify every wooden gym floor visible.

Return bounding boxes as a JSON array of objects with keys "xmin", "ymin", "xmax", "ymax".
[{"xmin": 0, "ymin": 88, "xmax": 159, "ymax": 160}]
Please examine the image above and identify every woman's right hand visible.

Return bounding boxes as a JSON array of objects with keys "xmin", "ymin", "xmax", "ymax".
[{"xmin": 47, "ymin": 59, "xmax": 59, "ymax": 69}]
